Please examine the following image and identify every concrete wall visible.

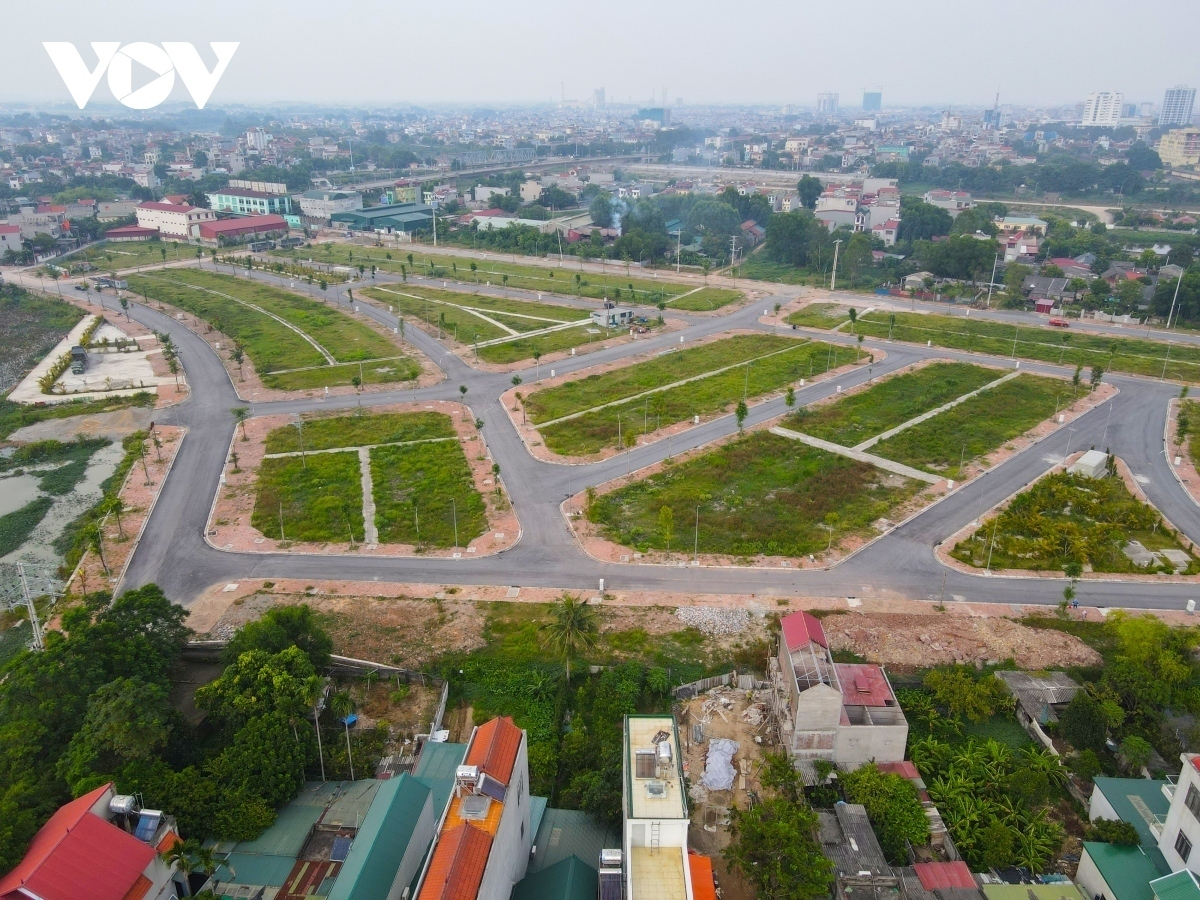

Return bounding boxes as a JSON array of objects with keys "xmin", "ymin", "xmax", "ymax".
[
  {"xmin": 1075, "ymin": 846, "xmax": 1113, "ymax": 900},
  {"xmin": 1089, "ymin": 784, "xmax": 1119, "ymax": 823},
  {"xmin": 835, "ymin": 722, "xmax": 908, "ymax": 769},
  {"xmin": 477, "ymin": 735, "xmax": 532, "ymax": 900},
  {"xmin": 1158, "ymin": 759, "xmax": 1200, "ymax": 873}
]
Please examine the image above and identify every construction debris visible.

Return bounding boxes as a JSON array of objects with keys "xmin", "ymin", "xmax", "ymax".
[
  {"xmin": 674, "ymin": 606, "xmax": 750, "ymax": 636},
  {"xmin": 701, "ymin": 738, "xmax": 741, "ymax": 790}
]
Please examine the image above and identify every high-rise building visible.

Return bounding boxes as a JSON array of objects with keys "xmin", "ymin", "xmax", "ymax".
[
  {"xmin": 862, "ymin": 91, "xmax": 882, "ymax": 111},
  {"xmin": 817, "ymin": 92, "xmax": 839, "ymax": 114},
  {"xmin": 593, "ymin": 87, "xmax": 605, "ymax": 109},
  {"xmin": 1081, "ymin": 91, "xmax": 1123, "ymax": 127},
  {"xmin": 1160, "ymin": 85, "xmax": 1196, "ymax": 127}
]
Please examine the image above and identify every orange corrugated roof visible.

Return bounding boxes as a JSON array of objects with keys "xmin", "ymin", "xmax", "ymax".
[
  {"xmin": 465, "ymin": 716, "xmax": 522, "ymax": 786},
  {"xmin": 445, "ymin": 793, "xmax": 504, "ymax": 836},
  {"xmin": 121, "ymin": 873, "xmax": 152, "ymax": 900},
  {"xmin": 155, "ymin": 831, "xmax": 181, "ymax": 853},
  {"xmin": 417, "ymin": 823, "xmax": 492, "ymax": 900},
  {"xmin": 688, "ymin": 853, "xmax": 718, "ymax": 900}
]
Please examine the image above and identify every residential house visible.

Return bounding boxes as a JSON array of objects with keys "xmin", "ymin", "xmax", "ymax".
[
  {"xmin": 770, "ymin": 611, "xmax": 908, "ymax": 768},
  {"xmin": 740, "ymin": 219, "xmax": 766, "ymax": 247},
  {"xmin": 0, "ymin": 224, "xmax": 21, "ymax": 256},
  {"xmin": 96, "ymin": 200, "xmax": 140, "ymax": 221},
  {"xmin": 1159, "ymin": 130, "xmax": 1200, "ymax": 168},
  {"xmin": 995, "ymin": 216, "xmax": 1048, "ymax": 235},
  {"xmin": 519, "ymin": 180, "xmax": 543, "ymax": 203},
  {"xmin": 297, "ymin": 189, "xmax": 363, "ymax": 221},
  {"xmin": 923, "ymin": 190, "xmax": 975, "ymax": 216},
  {"xmin": 135, "ymin": 201, "xmax": 216, "ymax": 238},
  {"xmin": 872, "ymin": 219, "xmax": 900, "ymax": 247},
  {"xmin": 1077, "ymin": 841, "xmax": 1168, "ymax": 900},
  {"xmin": 1003, "ymin": 231, "xmax": 1042, "ymax": 263},
  {"xmin": 1089, "ymin": 777, "xmax": 1172, "ymax": 860}
]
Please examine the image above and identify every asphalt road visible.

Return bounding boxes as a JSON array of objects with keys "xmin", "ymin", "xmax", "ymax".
[{"xmin": 15, "ymin": 259, "xmax": 1200, "ymax": 612}]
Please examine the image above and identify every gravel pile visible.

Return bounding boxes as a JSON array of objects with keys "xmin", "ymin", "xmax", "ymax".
[{"xmin": 675, "ymin": 607, "xmax": 750, "ymax": 636}]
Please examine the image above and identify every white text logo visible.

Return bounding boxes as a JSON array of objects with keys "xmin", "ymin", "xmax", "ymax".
[{"xmin": 42, "ymin": 42, "xmax": 239, "ymax": 110}]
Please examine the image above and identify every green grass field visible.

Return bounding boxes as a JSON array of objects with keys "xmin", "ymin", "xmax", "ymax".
[
  {"xmin": 787, "ymin": 362, "xmax": 1001, "ymax": 446},
  {"xmin": 88, "ymin": 240, "xmax": 202, "ymax": 271},
  {"xmin": 786, "ymin": 302, "xmax": 851, "ymax": 329},
  {"xmin": 537, "ymin": 339, "xmax": 855, "ymax": 456},
  {"xmin": 871, "ymin": 374, "xmax": 1064, "ymax": 475},
  {"xmin": 853, "ymin": 310, "xmax": 1200, "ymax": 382},
  {"xmin": 950, "ymin": 470, "xmax": 1198, "ymax": 574},
  {"xmin": 664, "ymin": 287, "xmax": 745, "ymax": 311},
  {"xmin": 280, "ymin": 243, "xmax": 730, "ymax": 305},
  {"xmin": 264, "ymin": 411, "xmax": 455, "ymax": 453},
  {"xmin": 251, "ymin": 451, "xmax": 365, "ymax": 543},
  {"xmin": 740, "ymin": 256, "xmax": 825, "ymax": 286},
  {"xmin": 129, "ymin": 270, "xmax": 416, "ymax": 389},
  {"xmin": 476, "ymin": 323, "xmax": 633, "ymax": 365},
  {"xmin": 371, "ymin": 440, "xmax": 487, "ymax": 548},
  {"xmin": 587, "ymin": 431, "xmax": 922, "ymax": 557}
]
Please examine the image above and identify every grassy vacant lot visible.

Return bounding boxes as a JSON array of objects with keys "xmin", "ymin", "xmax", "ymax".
[
  {"xmin": 664, "ymin": 287, "xmax": 744, "ymax": 311},
  {"xmin": 371, "ymin": 441, "xmax": 487, "ymax": 548},
  {"xmin": 786, "ymin": 302, "xmax": 851, "ymax": 329},
  {"xmin": 951, "ymin": 470, "xmax": 1198, "ymax": 574},
  {"xmin": 854, "ymin": 310, "xmax": 1200, "ymax": 382},
  {"xmin": 0, "ymin": 288, "xmax": 86, "ymax": 395},
  {"xmin": 539, "ymin": 339, "xmax": 852, "ymax": 456},
  {"xmin": 89, "ymin": 240, "xmax": 200, "ymax": 271},
  {"xmin": 788, "ymin": 362, "xmax": 1000, "ymax": 446},
  {"xmin": 130, "ymin": 270, "xmax": 416, "ymax": 389},
  {"xmin": 871, "ymin": 374, "xmax": 1063, "ymax": 475},
  {"xmin": 265, "ymin": 411, "xmax": 455, "ymax": 453},
  {"xmin": 251, "ymin": 451, "xmax": 364, "ymax": 543},
  {"xmin": 741, "ymin": 256, "xmax": 824, "ymax": 286},
  {"xmin": 283, "ymin": 243, "xmax": 726, "ymax": 305},
  {"xmin": 588, "ymin": 431, "xmax": 921, "ymax": 557}
]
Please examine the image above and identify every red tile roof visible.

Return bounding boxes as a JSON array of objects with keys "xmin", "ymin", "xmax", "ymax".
[
  {"xmin": 781, "ymin": 611, "xmax": 828, "ymax": 651},
  {"xmin": 121, "ymin": 874, "xmax": 153, "ymax": 900},
  {"xmin": 105, "ymin": 225, "xmax": 159, "ymax": 238},
  {"xmin": 0, "ymin": 783, "xmax": 156, "ymax": 900},
  {"xmin": 914, "ymin": 861, "xmax": 976, "ymax": 891},
  {"xmin": 418, "ymin": 823, "xmax": 492, "ymax": 900},
  {"xmin": 835, "ymin": 663, "xmax": 896, "ymax": 708},
  {"xmin": 196, "ymin": 214, "xmax": 288, "ymax": 239},
  {"xmin": 876, "ymin": 761, "xmax": 921, "ymax": 780},
  {"xmin": 466, "ymin": 716, "xmax": 522, "ymax": 786},
  {"xmin": 0, "ymin": 224, "xmax": 20, "ymax": 234},
  {"xmin": 137, "ymin": 201, "xmax": 199, "ymax": 213}
]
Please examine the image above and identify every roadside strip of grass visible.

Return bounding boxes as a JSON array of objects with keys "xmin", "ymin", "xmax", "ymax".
[
  {"xmin": 787, "ymin": 362, "xmax": 1000, "ymax": 446},
  {"xmin": 361, "ymin": 286, "xmax": 509, "ymax": 344},
  {"xmin": 853, "ymin": 310, "xmax": 1200, "ymax": 382},
  {"xmin": 371, "ymin": 440, "xmax": 487, "ymax": 548},
  {"xmin": 663, "ymin": 287, "xmax": 744, "ymax": 311},
  {"xmin": 264, "ymin": 358, "xmax": 420, "ymax": 391},
  {"xmin": 90, "ymin": 239, "xmax": 198, "ymax": 270},
  {"xmin": 871, "ymin": 373, "xmax": 1065, "ymax": 476},
  {"xmin": 786, "ymin": 302, "xmax": 851, "ymax": 329},
  {"xmin": 251, "ymin": 451, "xmax": 364, "ymax": 543},
  {"xmin": 265, "ymin": 411, "xmax": 455, "ymax": 453},
  {"xmin": 587, "ymin": 431, "xmax": 922, "ymax": 557},
  {"xmin": 476, "ymin": 323, "xmax": 621, "ymax": 365}
]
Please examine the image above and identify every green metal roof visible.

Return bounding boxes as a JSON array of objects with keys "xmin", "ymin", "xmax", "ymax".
[
  {"xmin": 983, "ymin": 885, "xmax": 1087, "ymax": 900},
  {"xmin": 1092, "ymin": 778, "xmax": 1171, "ymax": 850},
  {"xmin": 1153, "ymin": 870, "xmax": 1200, "ymax": 900},
  {"xmin": 330, "ymin": 202, "xmax": 432, "ymax": 227},
  {"xmin": 1082, "ymin": 842, "xmax": 1170, "ymax": 900},
  {"xmin": 327, "ymin": 774, "xmax": 431, "ymax": 900},
  {"xmin": 413, "ymin": 741, "xmax": 467, "ymax": 781},
  {"xmin": 511, "ymin": 855, "xmax": 598, "ymax": 900},
  {"xmin": 229, "ymin": 799, "xmax": 323, "ymax": 857},
  {"xmin": 528, "ymin": 807, "xmax": 620, "ymax": 875},
  {"xmin": 218, "ymin": 851, "xmax": 298, "ymax": 888}
]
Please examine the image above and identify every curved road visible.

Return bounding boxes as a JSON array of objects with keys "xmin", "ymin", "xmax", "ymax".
[{"xmin": 17, "ymin": 259, "xmax": 1200, "ymax": 612}]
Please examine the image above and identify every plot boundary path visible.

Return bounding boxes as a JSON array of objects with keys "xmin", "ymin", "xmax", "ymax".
[
  {"xmin": 770, "ymin": 425, "xmax": 942, "ymax": 484},
  {"xmin": 852, "ymin": 370, "xmax": 1022, "ymax": 451},
  {"xmin": 358, "ymin": 447, "xmax": 379, "ymax": 545}
]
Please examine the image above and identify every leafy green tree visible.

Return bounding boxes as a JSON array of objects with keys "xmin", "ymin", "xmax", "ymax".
[
  {"xmin": 329, "ymin": 691, "xmax": 357, "ymax": 780},
  {"xmin": 231, "ymin": 407, "xmax": 249, "ymax": 441},
  {"xmin": 658, "ymin": 506, "xmax": 674, "ymax": 551},
  {"xmin": 1085, "ymin": 818, "xmax": 1141, "ymax": 844},
  {"xmin": 196, "ymin": 646, "xmax": 318, "ymax": 729},
  {"xmin": 785, "ymin": 387, "xmax": 795, "ymax": 408},
  {"xmin": 841, "ymin": 763, "xmax": 931, "ymax": 862},
  {"xmin": 979, "ymin": 820, "xmax": 1015, "ymax": 869},
  {"xmin": 222, "ymin": 605, "xmax": 332, "ymax": 668},
  {"xmin": 1061, "ymin": 691, "xmax": 1107, "ymax": 752},
  {"xmin": 724, "ymin": 796, "xmax": 833, "ymax": 900},
  {"xmin": 923, "ymin": 668, "xmax": 1011, "ymax": 722},
  {"xmin": 687, "ymin": 199, "xmax": 742, "ymax": 237},
  {"xmin": 1120, "ymin": 735, "xmax": 1153, "ymax": 771},
  {"xmin": 544, "ymin": 594, "xmax": 598, "ymax": 681},
  {"xmin": 210, "ymin": 712, "xmax": 310, "ymax": 805},
  {"xmin": 796, "ymin": 175, "xmax": 822, "ymax": 210},
  {"xmin": 896, "ymin": 198, "xmax": 953, "ymax": 243},
  {"xmin": 1071, "ymin": 749, "xmax": 1103, "ymax": 781},
  {"xmin": 736, "ymin": 399, "xmax": 748, "ymax": 432},
  {"xmin": 589, "ymin": 192, "xmax": 615, "ymax": 228}
]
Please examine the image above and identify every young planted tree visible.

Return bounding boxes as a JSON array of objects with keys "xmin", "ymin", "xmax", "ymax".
[
  {"xmin": 785, "ymin": 386, "xmax": 796, "ymax": 409},
  {"xmin": 231, "ymin": 407, "xmax": 250, "ymax": 441},
  {"xmin": 736, "ymin": 399, "xmax": 748, "ymax": 433},
  {"xmin": 659, "ymin": 505, "xmax": 675, "ymax": 551}
]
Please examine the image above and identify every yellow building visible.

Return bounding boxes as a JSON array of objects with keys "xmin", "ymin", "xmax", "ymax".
[{"xmin": 1159, "ymin": 129, "xmax": 1200, "ymax": 167}]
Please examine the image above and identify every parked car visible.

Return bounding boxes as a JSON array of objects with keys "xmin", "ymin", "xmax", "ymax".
[{"xmin": 1048, "ymin": 317, "xmax": 1070, "ymax": 328}]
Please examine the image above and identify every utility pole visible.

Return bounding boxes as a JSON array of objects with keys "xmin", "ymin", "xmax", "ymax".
[
  {"xmin": 830, "ymin": 239, "xmax": 843, "ymax": 291},
  {"xmin": 694, "ymin": 506, "xmax": 699, "ymax": 563},
  {"xmin": 986, "ymin": 253, "xmax": 999, "ymax": 308},
  {"xmin": 1166, "ymin": 265, "xmax": 1188, "ymax": 330},
  {"xmin": 17, "ymin": 563, "xmax": 45, "ymax": 652},
  {"xmin": 675, "ymin": 228, "xmax": 682, "ymax": 274}
]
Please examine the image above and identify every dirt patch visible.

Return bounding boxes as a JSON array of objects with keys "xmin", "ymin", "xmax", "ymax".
[{"xmin": 818, "ymin": 610, "xmax": 1103, "ymax": 669}]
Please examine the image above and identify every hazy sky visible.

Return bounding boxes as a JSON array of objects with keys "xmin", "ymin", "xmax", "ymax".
[{"xmin": 4, "ymin": 0, "xmax": 1199, "ymax": 110}]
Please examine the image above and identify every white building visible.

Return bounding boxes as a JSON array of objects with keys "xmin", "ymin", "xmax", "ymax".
[
  {"xmin": 770, "ymin": 611, "xmax": 908, "ymax": 769},
  {"xmin": 0, "ymin": 224, "xmax": 22, "ymax": 256},
  {"xmin": 1161, "ymin": 86, "xmax": 1196, "ymax": 128},
  {"xmin": 817, "ymin": 92, "xmax": 839, "ymax": 114},
  {"xmin": 923, "ymin": 189, "xmax": 975, "ymax": 216},
  {"xmin": 474, "ymin": 185, "xmax": 509, "ymax": 204},
  {"xmin": 297, "ymin": 189, "xmax": 363, "ymax": 221},
  {"xmin": 1083, "ymin": 92, "xmax": 1124, "ymax": 127},
  {"xmin": 519, "ymin": 180, "xmax": 543, "ymax": 203},
  {"xmin": 135, "ymin": 201, "xmax": 216, "ymax": 238}
]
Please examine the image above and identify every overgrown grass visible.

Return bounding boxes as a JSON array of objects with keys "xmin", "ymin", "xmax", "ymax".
[
  {"xmin": 251, "ymin": 451, "xmax": 364, "ymax": 543},
  {"xmin": 89, "ymin": 240, "xmax": 198, "ymax": 270},
  {"xmin": 265, "ymin": 412, "xmax": 456, "ymax": 453},
  {"xmin": 741, "ymin": 256, "xmax": 826, "ymax": 286},
  {"xmin": 0, "ymin": 497, "xmax": 55, "ymax": 557},
  {"xmin": 476, "ymin": 322, "xmax": 634, "ymax": 365},
  {"xmin": 855, "ymin": 310, "xmax": 1200, "ymax": 382},
  {"xmin": 0, "ymin": 287, "xmax": 86, "ymax": 396},
  {"xmin": 54, "ymin": 431, "xmax": 145, "ymax": 575},
  {"xmin": 371, "ymin": 441, "xmax": 486, "ymax": 548},
  {"xmin": 952, "ymin": 470, "xmax": 1197, "ymax": 574},
  {"xmin": 871, "ymin": 374, "xmax": 1063, "ymax": 475},
  {"xmin": 5, "ymin": 439, "xmax": 112, "ymax": 496},
  {"xmin": 665, "ymin": 287, "xmax": 744, "ymax": 311},
  {"xmin": 0, "ymin": 393, "xmax": 155, "ymax": 442},
  {"xmin": 361, "ymin": 286, "xmax": 507, "ymax": 343},
  {"xmin": 588, "ymin": 431, "xmax": 922, "ymax": 557},
  {"xmin": 285, "ymin": 243, "xmax": 709, "ymax": 304},
  {"xmin": 786, "ymin": 302, "xmax": 851, "ymax": 329},
  {"xmin": 787, "ymin": 362, "xmax": 1000, "ymax": 446},
  {"xmin": 539, "ymin": 339, "xmax": 855, "ymax": 456},
  {"xmin": 264, "ymin": 358, "xmax": 419, "ymax": 391},
  {"xmin": 962, "ymin": 714, "xmax": 1035, "ymax": 750}
]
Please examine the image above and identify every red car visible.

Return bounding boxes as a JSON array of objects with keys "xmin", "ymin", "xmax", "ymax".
[{"xmin": 1048, "ymin": 318, "xmax": 1070, "ymax": 328}]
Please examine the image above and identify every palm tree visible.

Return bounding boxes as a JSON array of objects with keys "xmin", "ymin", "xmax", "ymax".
[
  {"xmin": 544, "ymin": 594, "xmax": 598, "ymax": 681},
  {"xmin": 304, "ymin": 677, "xmax": 327, "ymax": 781},
  {"xmin": 329, "ymin": 691, "xmax": 357, "ymax": 780},
  {"xmin": 163, "ymin": 838, "xmax": 214, "ymax": 897},
  {"xmin": 231, "ymin": 407, "xmax": 250, "ymax": 441}
]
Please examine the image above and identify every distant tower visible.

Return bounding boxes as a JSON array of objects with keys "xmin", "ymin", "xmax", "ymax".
[
  {"xmin": 817, "ymin": 92, "xmax": 839, "ymax": 114},
  {"xmin": 594, "ymin": 87, "xmax": 606, "ymax": 109},
  {"xmin": 862, "ymin": 89, "xmax": 882, "ymax": 111},
  {"xmin": 1160, "ymin": 86, "xmax": 1196, "ymax": 127}
]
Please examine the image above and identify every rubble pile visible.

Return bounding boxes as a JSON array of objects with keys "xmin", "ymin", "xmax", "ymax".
[{"xmin": 675, "ymin": 606, "xmax": 750, "ymax": 636}]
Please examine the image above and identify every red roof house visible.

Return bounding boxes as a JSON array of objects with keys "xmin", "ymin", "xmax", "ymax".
[
  {"xmin": 914, "ymin": 861, "xmax": 977, "ymax": 891},
  {"xmin": 780, "ymin": 610, "xmax": 828, "ymax": 652}
]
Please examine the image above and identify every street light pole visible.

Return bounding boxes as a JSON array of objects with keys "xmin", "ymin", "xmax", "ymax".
[
  {"xmin": 1166, "ymin": 265, "xmax": 1188, "ymax": 331},
  {"xmin": 830, "ymin": 239, "xmax": 843, "ymax": 291},
  {"xmin": 986, "ymin": 253, "xmax": 999, "ymax": 308}
]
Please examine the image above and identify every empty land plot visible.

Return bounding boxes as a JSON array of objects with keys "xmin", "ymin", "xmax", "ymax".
[
  {"xmin": 871, "ymin": 374, "xmax": 1063, "ymax": 474},
  {"xmin": 787, "ymin": 362, "xmax": 1000, "ymax": 446},
  {"xmin": 89, "ymin": 240, "xmax": 199, "ymax": 270},
  {"xmin": 361, "ymin": 286, "xmax": 509, "ymax": 344},
  {"xmin": 286, "ymin": 243, "xmax": 725, "ymax": 305},
  {"xmin": 476, "ymin": 323, "xmax": 634, "ymax": 365},
  {"xmin": 265, "ymin": 411, "xmax": 454, "ymax": 453},
  {"xmin": 0, "ymin": 289, "xmax": 85, "ymax": 393},
  {"xmin": 786, "ymin": 302, "xmax": 851, "ymax": 330},
  {"xmin": 537, "ymin": 339, "xmax": 854, "ymax": 456},
  {"xmin": 587, "ymin": 431, "xmax": 922, "ymax": 557},
  {"xmin": 251, "ymin": 451, "xmax": 365, "ymax": 543},
  {"xmin": 951, "ymin": 470, "xmax": 1198, "ymax": 574},
  {"xmin": 371, "ymin": 440, "xmax": 487, "ymax": 549},
  {"xmin": 854, "ymin": 310, "xmax": 1200, "ymax": 382},
  {"xmin": 129, "ymin": 270, "xmax": 417, "ymax": 389},
  {"xmin": 664, "ymin": 287, "xmax": 745, "ymax": 311}
]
